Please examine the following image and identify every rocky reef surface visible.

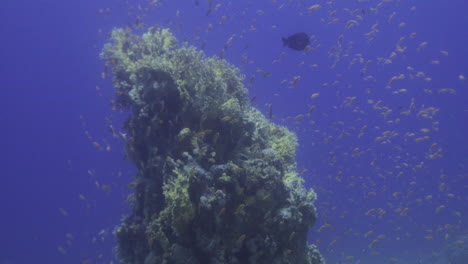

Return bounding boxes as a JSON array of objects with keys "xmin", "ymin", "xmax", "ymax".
[{"xmin": 101, "ymin": 26, "xmax": 325, "ymax": 264}]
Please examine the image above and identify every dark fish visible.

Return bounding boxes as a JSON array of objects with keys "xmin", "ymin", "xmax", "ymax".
[
  {"xmin": 282, "ymin": 32, "xmax": 310, "ymax": 51},
  {"xmin": 206, "ymin": 0, "xmax": 213, "ymax": 16},
  {"xmin": 268, "ymin": 104, "xmax": 273, "ymax": 119}
]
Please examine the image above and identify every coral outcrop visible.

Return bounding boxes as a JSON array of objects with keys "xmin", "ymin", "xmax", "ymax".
[{"xmin": 101, "ymin": 26, "xmax": 324, "ymax": 264}]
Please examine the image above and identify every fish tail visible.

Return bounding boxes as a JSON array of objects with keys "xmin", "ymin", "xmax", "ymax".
[{"xmin": 282, "ymin": 38, "xmax": 288, "ymax": 47}]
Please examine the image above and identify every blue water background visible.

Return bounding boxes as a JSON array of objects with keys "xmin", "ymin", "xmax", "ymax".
[{"xmin": 1, "ymin": 0, "xmax": 467, "ymax": 263}]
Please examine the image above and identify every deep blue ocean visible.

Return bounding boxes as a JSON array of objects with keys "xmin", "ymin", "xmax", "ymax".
[{"xmin": 1, "ymin": 0, "xmax": 467, "ymax": 263}]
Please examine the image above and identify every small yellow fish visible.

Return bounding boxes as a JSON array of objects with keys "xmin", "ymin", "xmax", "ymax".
[
  {"xmin": 289, "ymin": 232, "xmax": 296, "ymax": 241},
  {"xmin": 235, "ymin": 204, "xmax": 245, "ymax": 214}
]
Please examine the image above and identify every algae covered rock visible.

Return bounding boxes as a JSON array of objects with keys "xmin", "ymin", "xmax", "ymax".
[{"xmin": 101, "ymin": 26, "xmax": 325, "ymax": 264}]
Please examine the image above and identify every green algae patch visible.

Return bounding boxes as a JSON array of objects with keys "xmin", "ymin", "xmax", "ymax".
[{"xmin": 103, "ymin": 26, "xmax": 324, "ymax": 264}]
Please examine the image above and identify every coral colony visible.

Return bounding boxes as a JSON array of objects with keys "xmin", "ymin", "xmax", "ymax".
[{"xmin": 102, "ymin": 27, "xmax": 324, "ymax": 264}]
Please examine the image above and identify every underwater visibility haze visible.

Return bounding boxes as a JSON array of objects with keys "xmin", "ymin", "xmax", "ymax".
[{"xmin": 1, "ymin": 0, "xmax": 467, "ymax": 263}]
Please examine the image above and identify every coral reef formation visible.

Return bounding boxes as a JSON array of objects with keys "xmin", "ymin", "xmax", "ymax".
[
  {"xmin": 101, "ymin": 26, "xmax": 324, "ymax": 264},
  {"xmin": 444, "ymin": 234, "xmax": 468, "ymax": 264}
]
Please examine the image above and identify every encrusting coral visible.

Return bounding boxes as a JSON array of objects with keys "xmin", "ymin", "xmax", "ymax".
[{"xmin": 101, "ymin": 26, "xmax": 325, "ymax": 264}]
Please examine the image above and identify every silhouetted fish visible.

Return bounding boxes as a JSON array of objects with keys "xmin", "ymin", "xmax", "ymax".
[
  {"xmin": 268, "ymin": 104, "xmax": 273, "ymax": 119},
  {"xmin": 282, "ymin": 32, "xmax": 310, "ymax": 51}
]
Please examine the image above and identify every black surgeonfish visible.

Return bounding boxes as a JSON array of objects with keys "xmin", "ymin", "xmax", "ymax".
[{"xmin": 282, "ymin": 32, "xmax": 310, "ymax": 51}]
